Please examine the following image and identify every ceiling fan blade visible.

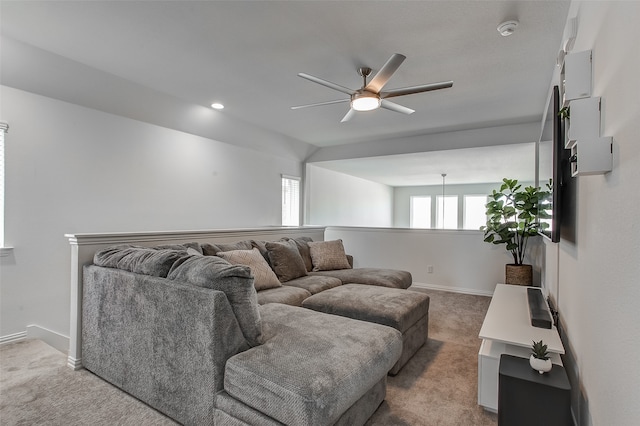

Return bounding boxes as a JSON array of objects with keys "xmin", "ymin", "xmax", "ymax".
[
  {"xmin": 291, "ymin": 99, "xmax": 350, "ymax": 110},
  {"xmin": 340, "ymin": 108, "xmax": 356, "ymax": 123},
  {"xmin": 365, "ymin": 53, "xmax": 406, "ymax": 93},
  {"xmin": 298, "ymin": 73, "xmax": 355, "ymax": 95},
  {"xmin": 380, "ymin": 99, "xmax": 415, "ymax": 115},
  {"xmin": 381, "ymin": 80, "xmax": 453, "ymax": 99}
]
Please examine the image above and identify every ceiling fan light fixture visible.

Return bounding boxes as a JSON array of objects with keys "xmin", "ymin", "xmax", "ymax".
[{"xmin": 351, "ymin": 92, "xmax": 381, "ymax": 111}]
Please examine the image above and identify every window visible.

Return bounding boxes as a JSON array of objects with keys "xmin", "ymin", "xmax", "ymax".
[
  {"xmin": 436, "ymin": 195, "xmax": 458, "ymax": 229},
  {"xmin": 0, "ymin": 122, "xmax": 7, "ymax": 247},
  {"xmin": 410, "ymin": 196, "xmax": 431, "ymax": 228},
  {"xmin": 463, "ymin": 195, "xmax": 488, "ymax": 230},
  {"xmin": 281, "ymin": 175, "xmax": 300, "ymax": 226}
]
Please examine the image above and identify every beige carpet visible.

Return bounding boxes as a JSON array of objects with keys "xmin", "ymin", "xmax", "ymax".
[
  {"xmin": 0, "ymin": 288, "xmax": 497, "ymax": 425},
  {"xmin": 366, "ymin": 288, "xmax": 497, "ymax": 425}
]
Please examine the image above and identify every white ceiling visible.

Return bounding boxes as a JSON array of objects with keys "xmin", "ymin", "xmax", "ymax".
[
  {"xmin": 0, "ymin": 0, "xmax": 570, "ymax": 185},
  {"xmin": 314, "ymin": 143, "xmax": 536, "ymax": 187}
]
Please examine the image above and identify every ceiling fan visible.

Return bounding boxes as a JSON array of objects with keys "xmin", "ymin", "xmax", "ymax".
[{"xmin": 291, "ymin": 53, "xmax": 453, "ymax": 122}]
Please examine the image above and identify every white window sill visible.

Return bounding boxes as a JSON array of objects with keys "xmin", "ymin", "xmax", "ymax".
[{"xmin": 0, "ymin": 247, "xmax": 14, "ymax": 257}]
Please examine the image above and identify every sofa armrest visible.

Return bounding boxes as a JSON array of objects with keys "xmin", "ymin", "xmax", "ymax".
[{"xmin": 82, "ymin": 265, "xmax": 248, "ymax": 425}]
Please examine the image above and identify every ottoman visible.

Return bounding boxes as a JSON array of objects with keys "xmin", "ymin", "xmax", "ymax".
[{"xmin": 302, "ymin": 284, "xmax": 429, "ymax": 375}]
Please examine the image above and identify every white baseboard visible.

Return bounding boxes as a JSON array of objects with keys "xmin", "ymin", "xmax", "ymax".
[
  {"xmin": 0, "ymin": 326, "xmax": 70, "ymax": 353},
  {"xmin": 0, "ymin": 331, "xmax": 27, "ymax": 345},
  {"xmin": 410, "ymin": 282, "xmax": 494, "ymax": 297},
  {"xmin": 67, "ymin": 355, "xmax": 83, "ymax": 370},
  {"xmin": 26, "ymin": 325, "xmax": 69, "ymax": 354}
]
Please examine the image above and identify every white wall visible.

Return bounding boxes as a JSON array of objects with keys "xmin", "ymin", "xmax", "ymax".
[
  {"xmin": 0, "ymin": 86, "xmax": 302, "ymax": 339},
  {"xmin": 556, "ymin": 2, "xmax": 640, "ymax": 425},
  {"xmin": 305, "ymin": 164, "xmax": 393, "ymax": 227},
  {"xmin": 325, "ymin": 226, "xmax": 517, "ymax": 296}
]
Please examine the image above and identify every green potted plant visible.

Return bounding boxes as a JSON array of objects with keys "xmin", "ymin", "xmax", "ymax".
[
  {"xmin": 480, "ymin": 178, "xmax": 551, "ymax": 285},
  {"xmin": 530, "ymin": 340, "xmax": 552, "ymax": 374},
  {"xmin": 558, "ymin": 106, "xmax": 570, "ymax": 120}
]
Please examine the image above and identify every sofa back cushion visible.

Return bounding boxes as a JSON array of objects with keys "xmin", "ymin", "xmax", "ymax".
[
  {"xmin": 93, "ymin": 245, "xmax": 190, "ymax": 277},
  {"xmin": 167, "ymin": 255, "xmax": 263, "ymax": 347},
  {"xmin": 154, "ymin": 242, "xmax": 204, "ymax": 255},
  {"xmin": 216, "ymin": 248, "xmax": 282, "ymax": 291},
  {"xmin": 201, "ymin": 240, "xmax": 253, "ymax": 256},
  {"xmin": 265, "ymin": 240, "xmax": 307, "ymax": 283}
]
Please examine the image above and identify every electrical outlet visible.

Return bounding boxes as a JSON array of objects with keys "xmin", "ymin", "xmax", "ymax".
[{"xmin": 427, "ymin": 265, "xmax": 434, "ymax": 273}]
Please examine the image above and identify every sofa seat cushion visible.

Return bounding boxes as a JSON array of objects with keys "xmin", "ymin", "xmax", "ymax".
[
  {"xmin": 310, "ymin": 267, "xmax": 412, "ymax": 289},
  {"xmin": 256, "ymin": 286, "xmax": 311, "ymax": 307},
  {"xmin": 302, "ymin": 284, "xmax": 428, "ymax": 334},
  {"xmin": 224, "ymin": 304, "xmax": 402, "ymax": 426},
  {"xmin": 283, "ymin": 275, "xmax": 342, "ymax": 295}
]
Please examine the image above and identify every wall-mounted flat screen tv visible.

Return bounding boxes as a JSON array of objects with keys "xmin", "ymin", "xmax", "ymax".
[{"xmin": 537, "ymin": 85, "xmax": 563, "ymax": 242}]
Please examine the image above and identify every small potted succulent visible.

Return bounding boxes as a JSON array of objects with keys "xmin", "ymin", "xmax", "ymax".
[{"xmin": 530, "ymin": 340, "xmax": 552, "ymax": 374}]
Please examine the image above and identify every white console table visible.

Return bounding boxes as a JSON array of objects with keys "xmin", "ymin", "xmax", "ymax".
[{"xmin": 478, "ymin": 284, "xmax": 564, "ymax": 412}]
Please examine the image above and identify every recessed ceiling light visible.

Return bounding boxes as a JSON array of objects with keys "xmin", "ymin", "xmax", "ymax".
[
  {"xmin": 211, "ymin": 103, "xmax": 224, "ymax": 110},
  {"xmin": 497, "ymin": 20, "xmax": 519, "ymax": 37}
]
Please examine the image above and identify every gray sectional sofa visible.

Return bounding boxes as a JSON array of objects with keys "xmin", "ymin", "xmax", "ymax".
[{"xmin": 81, "ymin": 237, "xmax": 426, "ymax": 425}]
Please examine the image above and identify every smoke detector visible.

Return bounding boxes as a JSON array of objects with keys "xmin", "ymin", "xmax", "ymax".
[{"xmin": 497, "ymin": 20, "xmax": 519, "ymax": 37}]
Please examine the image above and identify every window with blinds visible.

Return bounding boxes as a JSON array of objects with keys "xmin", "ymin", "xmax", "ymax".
[
  {"xmin": 281, "ymin": 175, "xmax": 300, "ymax": 226},
  {"xmin": 436, "ymin": 195, "xmax": 459, "ymax": 229},
  {"xmin": 410, "ymin": 196, "xmax": 432, "ymax": 228},
  {"xmin": 463, "ymin": 195, "xmax": 489, "ymax": 230}
]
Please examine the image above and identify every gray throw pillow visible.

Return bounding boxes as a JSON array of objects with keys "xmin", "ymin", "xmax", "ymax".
[
  {"xmin": 201, "ymin": 240, "xmax": 253, "ymax": 256},
  {"xmin": 217, "ymin": 248, "xmax": 282, "ymax": 291},
  {"xmin": 286, "ymin": 236, "xmax": 314, "ymax": 272},
  {"xmin": 265, "ymin": 240, "xmax": 308, "ymax": 283},
  {"xmin": 166, "ymin": 255, "xmax": 263, "ymax": 347},
  {"xmin": 308, "ymin": 239, "xmax": 352, "ymax": 272},
  {"xmin": 250, "ymin": 240, "xmax": 272, "ymax": 266}
]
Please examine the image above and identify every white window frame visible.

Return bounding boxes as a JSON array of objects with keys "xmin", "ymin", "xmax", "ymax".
[{"xmin": 281, "ymin": 175, "xmax": 300, "ymax": 226}]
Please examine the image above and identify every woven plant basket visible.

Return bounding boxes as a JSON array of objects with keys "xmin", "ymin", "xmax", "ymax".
[{"xmin": 505, "ymin": 264, "xmax": 533, "ymax": 286}]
